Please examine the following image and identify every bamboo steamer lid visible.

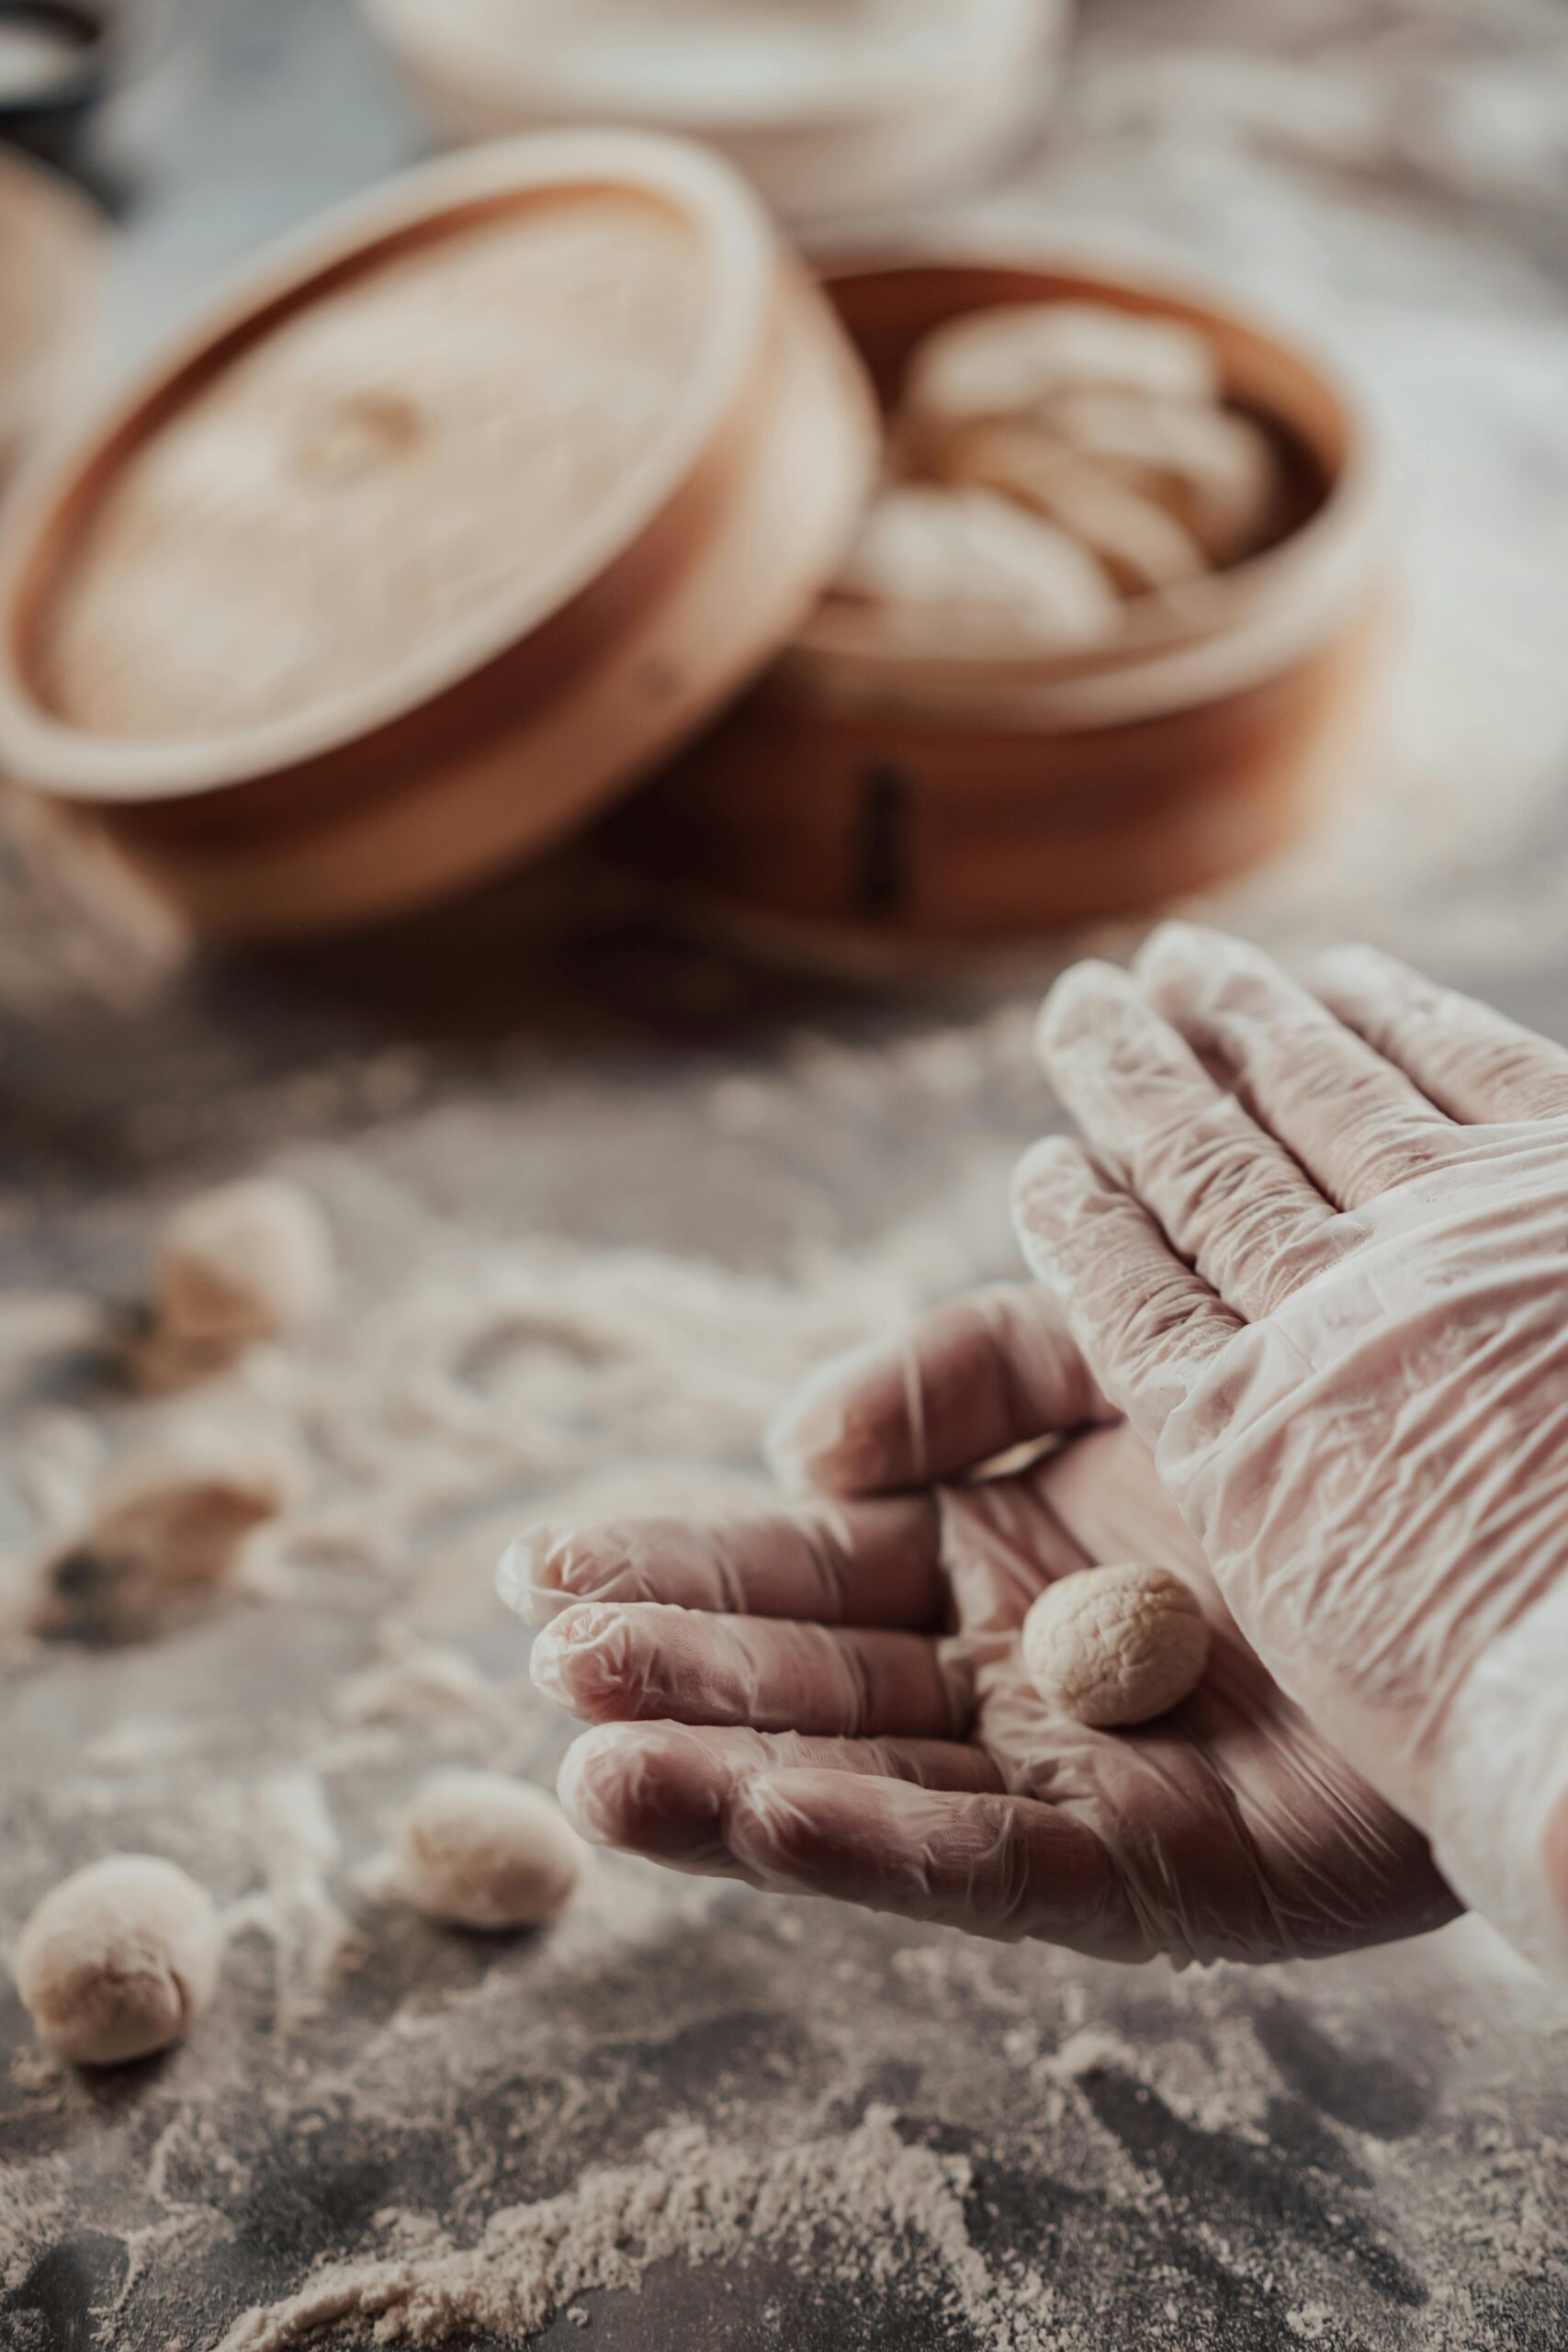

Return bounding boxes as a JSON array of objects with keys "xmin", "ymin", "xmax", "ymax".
[{"xmin": 0, "ymin": 130, "xmax": 880, "ymax": 938}]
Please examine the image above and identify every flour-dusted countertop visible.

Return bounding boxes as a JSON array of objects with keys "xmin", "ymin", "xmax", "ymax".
[{"xmin": 3, "ymin": 3, "xmax": 1568, "ymax": 2347}]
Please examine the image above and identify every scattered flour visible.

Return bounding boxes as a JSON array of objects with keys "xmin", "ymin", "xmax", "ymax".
[
  {"xmin": 0, "ymin": 1293, "xmax": 109, "ymax": 1402},
  {"xmin": 215, "ymin": 2104, "xmax": 1045, "ymax": 2352},
  {"xmin": 228, "ymin": 1770, "xmax": 365, "ymax": 2024},
  {"xmin": 331, "ymin": 1624, "xmax": 502, "ymax": 1727},
  {"xmin": 147, "ymin": 1193, "xmax": 965, "ymax": 1599}
]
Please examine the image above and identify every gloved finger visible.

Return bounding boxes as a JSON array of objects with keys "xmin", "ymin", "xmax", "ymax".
[
  {"xmin": 981, "ymin": 1655, "xmax": 1289, "ymax": 1966},
  {"xmin": 530, "ymin": 1600, "xmax": 970, "ymax": 1738},
  {"xmin": 1012, "ymin": 1136, "xmax": 1243, "ymax": 1450},
  {"xmin": 1032, "ymin": 1421, "xmax": 1223, "ymax": 1618},
  {"xmin": 1312, "ymin": 943, "xmax": 1568, "ymax": 1125},
  {"xmin": 725, "ymin": 1769, "xmax": 1146, "ymax": 1959},
  {"xmin": 938, "ymin": 1465, "xmax": 1092, "ymax": 1634},
  {"xmin": 764, "ymin": 1282, "xmax": 1111, "ymax": 1498},
  {"xmin": 500, "ymin": 1495, "xmax": 943, "ymax": 1628},
  {"xmin": 558, "ymin": 1721, "xmax": 1001, "ymax": 1870},
  {"xmin": 1037, "ymin": 960, "xmax": 1348, "ymax": 1317},
  {"xmin": 1134, "ymin": 922, "xmax": 1453, "ymax": 1206}
]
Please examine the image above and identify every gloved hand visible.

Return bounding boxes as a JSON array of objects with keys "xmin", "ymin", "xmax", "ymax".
[
  {"xmin": 1021, "ymin": 922, "xmax": 1568, "ymax": 1979},
  {"xmin": 504, "ymin": 1282, "xmax": 1453, "ymax": 1965}
]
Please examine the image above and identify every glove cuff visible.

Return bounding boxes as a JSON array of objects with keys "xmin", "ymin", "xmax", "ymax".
[{"xmin": 1430, "ymin": 1575, "xmax": 1568, "ymax": 1984}]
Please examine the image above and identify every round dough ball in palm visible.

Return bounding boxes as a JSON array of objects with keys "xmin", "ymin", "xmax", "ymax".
[
  {"xmin": 904, "ymin": 301, "xmax": 1219, "ymax": 443},
  {"xmin": 1021, "ymin": 1564, "xmax": 1211, "ymax": 1727},
  {"xmin": 393, "ymin": 1770, "xmax": 584, "ymax": 1930},
  {"xmin": 834, "ymin": 485, "xmax": 1119, "ymax": 648},
  {"xmin": 15, "ymin": 1855, "xmax": 221, "ymax": 2065}
]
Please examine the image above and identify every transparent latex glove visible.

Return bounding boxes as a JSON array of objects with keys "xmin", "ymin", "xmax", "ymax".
[
  {"xmin": 502, "ymin": 1283, "xmax": 1452, "ymax": 1965},
  {"xmin": 1020, "ymin": 922, "xmax": 1568, "ymax": 1980}
]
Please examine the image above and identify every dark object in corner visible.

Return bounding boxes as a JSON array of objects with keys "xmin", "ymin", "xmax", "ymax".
[{"xmin": 0, "ymin": 2, "xmax": 130, "ymax": 173}]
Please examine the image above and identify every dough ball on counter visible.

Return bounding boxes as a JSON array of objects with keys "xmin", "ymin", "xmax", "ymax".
[
  {"xmin": 834, "ymin": 484, "xmax": 1119, "ymax": 647},
  {"xmin": 1021, "ymin": 1564, "xmax": 1211, "ymax": 1728},
  {"xmin": 903, "ymin": 300, "xmax": 1219, "ymax": 441},
  {"xmin": 150, "ymin": 1178, "xmax": 335, "ymax": 1372},
  {"xmin": 933, "ymin": 421, "xmax": 1208, "ymax": 596},
  {"xmin": 15, "ymin": 1854, "xmax": 221, "ymax": 2065},
  {"xmin": 34, "ymin": 1424, "xmax": 299, "ymax": 1637},
  {"xmin": 392, "ymin": 1770, "xmax": 584, "ymax": 1930}
]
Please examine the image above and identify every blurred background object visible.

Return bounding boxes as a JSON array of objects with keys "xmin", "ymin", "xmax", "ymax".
[
  {"xmin": 0, "ymin": 0, "xmax": 175, "ymax": 177},
  {"xmin": 0, "ymin": 1, "xmax": 119, "ymax": 167},
  {"xmin": 0, "ymin": 0, "xmax": 1390, "ymax": 965},
  {"xmin": 0, "ymin": 132, "xmax": 881, "ymax": 939},
  {"xmin": 0, "ymin": 150, "xmax": 1376, "ymax": 949},
  {"xmin": 0, "ymin": 0, "xmax": 1563, "ymax": 997},
  {"xmin": 0, "ymin": 139, "xmax": 100, "ymax": 481},
  {"xmin": 615, "ymin": 246, "xmax": 1381, "ymax": 953},
  {"xmin": 355, "ymin": 0, "xmax": 1070, "ymax": 225}
]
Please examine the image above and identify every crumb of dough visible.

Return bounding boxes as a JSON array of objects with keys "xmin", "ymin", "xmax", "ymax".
[{"xmin": 30, "ymin": 1423, "xmax": 299, "ymax": 1639}]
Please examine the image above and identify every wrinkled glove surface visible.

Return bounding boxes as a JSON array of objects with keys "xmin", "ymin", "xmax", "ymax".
[
  {"xmin": 509, "ymin": 1269, "xmax": 1453, "ymax": 1967},
  {"xmin": 1020, "ymin": 924, "xmax": 1568, "ymax": 1977}
]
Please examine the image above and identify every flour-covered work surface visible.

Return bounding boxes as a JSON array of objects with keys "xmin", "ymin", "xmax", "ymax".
[
  {"xmin": 3, "ymin": 978, "xmax": 1567, "ymax": 2352},
  {"xmin": 3, "ymin": 901, "xmax": 1567, "ymax": 2352},
  {"xmin": 4, "ymin": 0, "xmax": 1568, "ymax": 2346}
]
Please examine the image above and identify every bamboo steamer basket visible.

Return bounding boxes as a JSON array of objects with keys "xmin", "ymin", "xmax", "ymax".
[
  {"xmin": 0, "ymin": 131, "xmax": 881, "ymax": 938},
  {"xmin": 355, "ymin": 0, "xmax": 1066, "ymax": 226},
  {"xmin": 610, "ymin": 249, "xmax": 1383, "ymax": 949},
  {"xmin": 0, "ymin": 172, "xmax": 1382, "ymax": 956},
  {"xmin": 0, "ymin": 140, "xmax": 101, "ymax": 486}
]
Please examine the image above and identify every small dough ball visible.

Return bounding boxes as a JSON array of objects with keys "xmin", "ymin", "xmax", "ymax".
[
  {"xmin": 35, "ymin": 1426, "xmax": 299, "ymax": 1636},
  {"xmin": 934, "ymin": 422, "xmax": 1209, "ymax": 596},
  {"xmin": 903, "ymin": 301, "xmax": 1219, "ymax": 443},
  {"xmin": 393, "ymin": 1770, "xmax": 583, "ymax": 1930},
  {"xmin": 15, "ymin": 1854, "xmax": 221, "ymax": 2065},
  {"xmin": 1041, "ymin": 390, "xmax": 1279, "ymax": 567},
  {"xmin": 1021, "ymin": 1564, "xmax": 1211, "ymax": 1727},
  {"xmin": 153, "ymin": 1178, "xmax": 335, "ymax": 1359},
  {"xmin": 834, "ymin": 485, "xmax": 1119, "ymax": 648}
]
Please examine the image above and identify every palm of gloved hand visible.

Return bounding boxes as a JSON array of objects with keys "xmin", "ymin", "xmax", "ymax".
[
  {"xmin": 511, "ymin": 1287, "xmax": 1453, "ymax": 1965},
  {"xmin": 1021, "ymin": 928, "xmax": 1568, "ymax": 1968}
]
